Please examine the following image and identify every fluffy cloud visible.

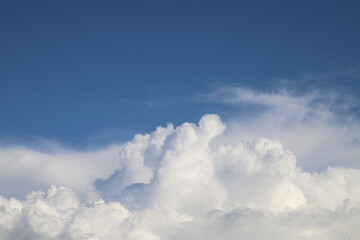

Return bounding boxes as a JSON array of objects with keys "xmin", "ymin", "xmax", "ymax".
[
  {"xmin": 1, "ymin": 88, "xmax": 360, "ymax": 239},
  {"xmin": 208, "ymin": 87, "xmax": 360, "ymax": 170}
]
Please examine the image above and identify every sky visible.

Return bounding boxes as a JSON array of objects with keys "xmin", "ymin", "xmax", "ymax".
[
  {"xmin": 1, "ymin": 1, "xmax": 360, "ymax": 239},
  {"xmin": 1, "ymin": 0, "xmax": 360, "ymax": 146}
]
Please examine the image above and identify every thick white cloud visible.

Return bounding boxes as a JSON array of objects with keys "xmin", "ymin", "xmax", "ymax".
[{"xmin": 1, "ymin": 88, "xmax": 360, "ymax": 239}]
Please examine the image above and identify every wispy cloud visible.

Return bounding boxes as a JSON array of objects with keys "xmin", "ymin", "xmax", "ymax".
[
  {"xmin": 208, "ymin": 87, "xmax": 360, "ymax": 170},
  {"xmin": 0, "ymin": 144, "xmax": 121, "ymax": 198}
]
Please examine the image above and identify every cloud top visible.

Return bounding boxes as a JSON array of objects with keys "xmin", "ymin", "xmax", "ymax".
[{"xmin": 1, "ymin": 89, "xmax": 360, "ymax": 239}]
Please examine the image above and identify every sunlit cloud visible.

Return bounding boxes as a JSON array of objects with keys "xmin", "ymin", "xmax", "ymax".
[
  {"xmin": 208, "ymin": 87, "xmax": 360, "ymax": 170},
  {"xmin": 1, "ymin": 88, "xmax": 360, "ymax": 239}
]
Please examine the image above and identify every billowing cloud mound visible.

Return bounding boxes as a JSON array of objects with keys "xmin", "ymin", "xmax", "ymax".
[{"xmin": 1, "ymin": 113, "xmax": 360, "ymax": 239}]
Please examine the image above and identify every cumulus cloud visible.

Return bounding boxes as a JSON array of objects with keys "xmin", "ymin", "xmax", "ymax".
[
  {"xmin": 208, "ymin": 87, "xmax": 360, "ymax": 170},
  {"xmin": 1, "ymin": 88, "xmax": 360, "ymax": 239}
]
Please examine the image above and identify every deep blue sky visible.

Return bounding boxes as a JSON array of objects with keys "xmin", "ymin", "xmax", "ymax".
[{"xmin": 1, "ymin": 0, "xmax": 360, "ymax": 147}]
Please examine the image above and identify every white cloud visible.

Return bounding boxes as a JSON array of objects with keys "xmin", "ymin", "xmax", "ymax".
[
  {"xmin": 1, "ymin": 88, "xmax": 360, "ymax": 239},
  {"xmin": 0, "ymin": 145, "xmax": 121, "ymax": 198},
  {"xmin": 208, "ymin": 87, "xmax": 360, "ymax": 170}
]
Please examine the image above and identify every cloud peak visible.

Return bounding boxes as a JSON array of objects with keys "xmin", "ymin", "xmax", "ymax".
[{"xmin": 1, "ymin": 90, "xmax": 360, "ymax": 239}]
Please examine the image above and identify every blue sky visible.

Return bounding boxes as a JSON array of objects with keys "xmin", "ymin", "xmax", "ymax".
[
  {"xmin": 2, "ymin": 2, "xmax": 360, "ymax": 239},
  {"xmin": 1, "ymin": 0, "xmax": 360, "ymax": 147}
]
